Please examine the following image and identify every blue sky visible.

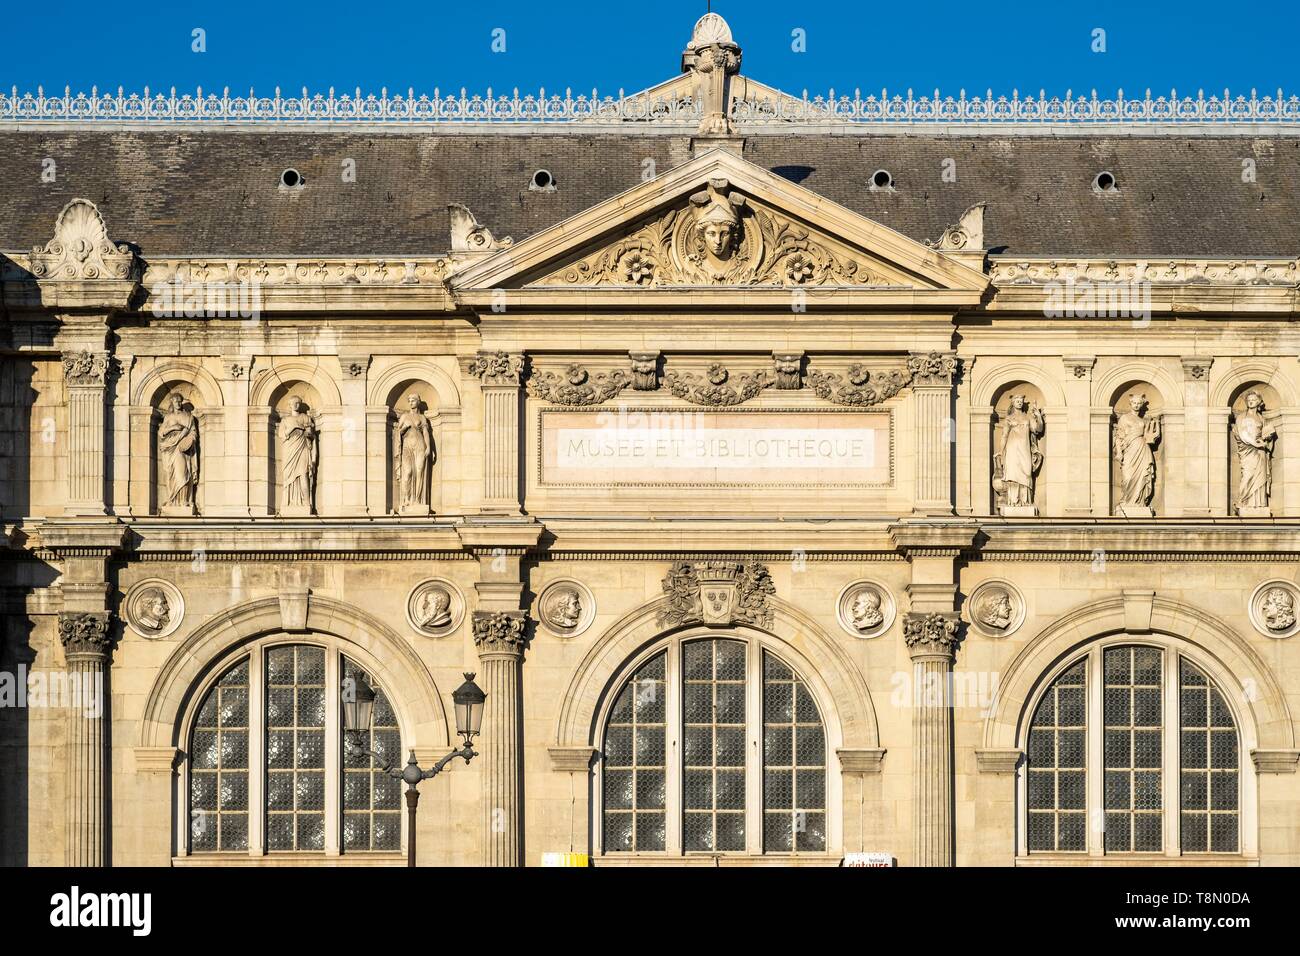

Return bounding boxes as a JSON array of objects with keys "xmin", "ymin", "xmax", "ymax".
[{"xmin": 1, "ymin": 0, "xmax": 1293, "ymax": 98}]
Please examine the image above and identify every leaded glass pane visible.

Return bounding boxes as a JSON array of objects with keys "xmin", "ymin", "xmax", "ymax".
[
  {"xmin": 602, "ymin": 651, "xmax": 666, "ymax": 852},
  {"xmin": 1178, "ymin": 658, "xmax": 1239, "ymax": 854},
  {"xmin": 683, "ymin": 640, "xmax": 746, "ymax": 852},
  {"xmin": 1025, "ymin": 658, "xmax": 1086, "ymax": 852},
  {"xmin": 341, "ymin": 657, "xmax": 402, "ymax": 852},
  {"xmin": 763, "ymin": 649, "xmax": 825, "ymax": 853},
  {"xmin": 189, "ymin": 658, "xmax": 250, "ymax": 853},
  {"xmin": 1103, "ymin": 646, "xmax": 1162, "ymax": 853},
  {"xmin": 265, "ymin": 645, "xmax": 326, "ymax": 851}
]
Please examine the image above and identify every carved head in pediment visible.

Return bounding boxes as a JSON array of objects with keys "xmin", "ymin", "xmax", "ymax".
[{"xmin": 688, "ymin": 178, "xmax": 746, "ymax": 262}]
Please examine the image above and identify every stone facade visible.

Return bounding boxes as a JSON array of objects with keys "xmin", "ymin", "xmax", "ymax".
[{"xmin": 1, "ymin": 16, "xmax": 1298, "ymax": 867}]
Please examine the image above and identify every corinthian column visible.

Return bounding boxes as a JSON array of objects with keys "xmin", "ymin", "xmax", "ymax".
[
  {"xmin": 472, "ymin": 610, "xmax": 529, "ymax": 866},
  {"xmin": 464, "ymin": 351, "xmax": 525, "ymax": 514},
  {"xmin": 902, "ymin": 611, "xmax": 961, "ymax": 867},
  {"xmin": 908, "ymin": 352, "xmax": 958, "ymax": 516},
  {"xmin": 58, "ymin": 611, "xmax": 115, "ymax": 867}
]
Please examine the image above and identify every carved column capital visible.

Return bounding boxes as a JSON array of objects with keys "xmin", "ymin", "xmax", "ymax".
[
  {"xmin": 61, "ymin": 350, "xmax": 114, "ymax": 387},
  {"xmin": 629, "ymin": 350, "xmax": 661, "ymax": 391},
  {"xmin": 902, "ymin": 611, "xmax": 962, "ymax": 660},
  {"xmin": 472, "ymin": 610, "xmax": 530, "ymax": 657},
  {"xmin": 58, "ymin": 610, "xmax": 116, "ymax": 662},
  {"xmin": 906, "ymin": 351, "xmax": 958, "ymax": 388},
  {"xmin": 464, "ymin": 350, "xmax": 525, "ymax": 387}
]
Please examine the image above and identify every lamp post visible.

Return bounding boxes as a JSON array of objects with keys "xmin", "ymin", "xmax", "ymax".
[{"xmin": 342, "ymin": 671, "xmax": 486, "ymax": 867}]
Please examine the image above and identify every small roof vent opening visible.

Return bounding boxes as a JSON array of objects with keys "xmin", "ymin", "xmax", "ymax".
[
  {"xmin": 280, "ymin": 168, "xmax": 305, "ymax": 189},
  {"xmin": 870, "ymin": 169, "xmax": 894, "ymax": 191},
  {"xmin": 530, "ymin": 168, "xmax": 556, "ymax": 192},
  {"xmin": 1093, "ymin": 170, "xmax": 1117, "ymax": 193}
]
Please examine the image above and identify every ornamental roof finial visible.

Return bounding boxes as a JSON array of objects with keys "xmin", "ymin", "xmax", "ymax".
[{"xmin": 681, "ymin": 13, "xmax": 742, "ymax": 136}]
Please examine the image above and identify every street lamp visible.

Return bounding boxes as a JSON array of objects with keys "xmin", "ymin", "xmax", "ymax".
[{"xmin": 342, "ymin": 671, "xmax": 486, "ymax": 867}]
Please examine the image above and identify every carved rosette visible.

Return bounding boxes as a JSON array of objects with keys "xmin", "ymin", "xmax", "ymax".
[
  {"xmin": 30, "ymin": 198, "xmax": 138, "ymax": 281},
  {"xmin": 62, "ymin": 351, "xmax": 113, "ymax": 387},
  {"xmin": 664, "ymin": 363, "xmax": 773, "ymax": 406},
  {"xmin": 465, "ymin": 350, "xmax": 524, "ymax": 387},
  {"xmin": 58, "ymin": 611, "xmax": 116, "ymax": 661},
  {"xmin": 907, "ymin": 352, "xmax": 958, "ymax": 387},
  {"xmin": 658, "ymin": 559, "xmax": 774, "ymax": 629},
  {"xmin": 527, "ymin": 364, "xmax": 631, "ymax": 406},
  {"xmin": 807, "ymin": 364, "xmax": 911, "ymax": 407},
  {"xmin": 902, "ymin": 612, "xmax": 962, "ymax": 659},
  {"xmin": 471, "ymin": 610, "xmax": 530, "ymax": 656}
]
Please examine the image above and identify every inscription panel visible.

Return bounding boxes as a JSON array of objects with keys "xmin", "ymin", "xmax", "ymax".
[{"xmin": 538, "ymin": 406, "xmax": 893, "ymax": 488}]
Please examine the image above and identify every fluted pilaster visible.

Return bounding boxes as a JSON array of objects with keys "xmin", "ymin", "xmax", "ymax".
[
  {"xmin": 465, "ymin": 351, "xmax": 524, "ymax": 513},
  {"xmin": 58, "ymin": 610, "xmax": 114, "ymax": 867},
  {"xmin": 903, "ymin": 611, "xmax": 961, "ymax": 867},
  {"xmin": 908, "ymin": 352, "xmax": 958, "ymax": 515},
  {"xmin": 472, "ymin": 610, "xmax": 529, "ymax": 866},
  {"xmin": 62, "ymin": 351, "xmax": 112, "ymax": 516}
]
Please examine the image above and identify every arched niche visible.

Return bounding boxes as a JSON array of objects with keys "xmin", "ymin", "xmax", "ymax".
[
  {"xmin": 989, "ymin": 380, "xmax": 1047, "ymax": 515},
  {"xmin": 1109, "ymin": 381, "xmax": 1166, "ymax": 515},
  {"xmin": 1227, "ymin": 381, "xmax": 1282, "ymax": 516},
  {"xmin": 148, "ymin": 380, "xmax": 206, "ymax": 516},
  {"xmin": 385, "ymin": 378, "xmax": 443, "ymax": 515},
  {"xmin": 268, "ymin": 381, "xmax": 324, "ymax": 515}
]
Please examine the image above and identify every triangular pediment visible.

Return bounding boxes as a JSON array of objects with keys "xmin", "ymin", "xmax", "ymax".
[{"xmin": 449, "ymin": 150, "xmax": 989, "ymax": 296}]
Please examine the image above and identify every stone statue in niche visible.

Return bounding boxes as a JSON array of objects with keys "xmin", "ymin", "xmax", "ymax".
[
  {"xmin": 393, "ymin": 393, "xmax": 435, "ymax": 515},
  {"xmin": 1233, "ymin": 390, "xmax": 1277, "ymax": 516},
  {"xmin": 416, "ymin": 586, "xmax": 452, "ymax": 629},
  {"xmin": 992, "ymin": 394, "xmax": 1044, "ymax": 516},
  {"xmin": 278, "ymin": 395, "xmax": 319, "ymax": 516},
  {"xmin": 849, "ymin": 588, "xmax": 884, "ymax": 632},
  {"xmin": 158, "ymin": 392, "xmax": 199, "ymax": 515},
  {"xmin": 1262, "ymin": 586, "xmax": 1296, "ymax": 632},
  {"xmin": 1113, "ymin": 393, "xmax": 1162, "ymax": 516}
]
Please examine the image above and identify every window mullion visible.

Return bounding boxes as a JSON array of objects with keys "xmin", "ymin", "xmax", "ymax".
[
  {"xmin": 745, "ymin": 639, "xmax": 762, "ymax": 855},
  {"xmin": 324, "ymin": 649, "xmax": 341, "ymax": 856},
  {"xmin": 667, "ymin": 640, "xmax": 682, "ymax": 855},
  {"xmin": 1087, "ymin": 647, "xmax": 1103, "ymax": 857},
  {"xmin": 247, "ymin": 646, "xmax": 265, "ymax": 857},
  {"xmin": 1164, "ymin": 651, "xmax": 1180, "ymax": 857}
]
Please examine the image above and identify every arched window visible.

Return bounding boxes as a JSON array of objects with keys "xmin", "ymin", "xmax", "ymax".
[
  {"xmin": 185, "ymin": 641, "xmax": 403, "ymax": 857},
  {"xmin": 600, "ymin": 635, "xmax": 829, "ymax": 857},
  {"xmin": 1023, "ymin": 642, "xmax": 1243, "ymax": 857}
]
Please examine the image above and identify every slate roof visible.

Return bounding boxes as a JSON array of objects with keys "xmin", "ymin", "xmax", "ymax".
[{"xmin": 1, "ymin": 129, "xmax": 1297, "ymax": 258}]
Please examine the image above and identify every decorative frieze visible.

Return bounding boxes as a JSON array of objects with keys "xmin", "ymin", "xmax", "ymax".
[
  {"xmin": 991, "ymin": 257, "xmax": 1300, "ymax": 287},
  {"xmin": 527, "ymin": 364, "xmax": 631, "ymax": 406},
  {"xmin": 663, "ymin": 362, "xmax": 773, "ymax": 406},
  {"xmin": 807, "ymin": 363, "xmax": 910, "ymax": 407}
]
